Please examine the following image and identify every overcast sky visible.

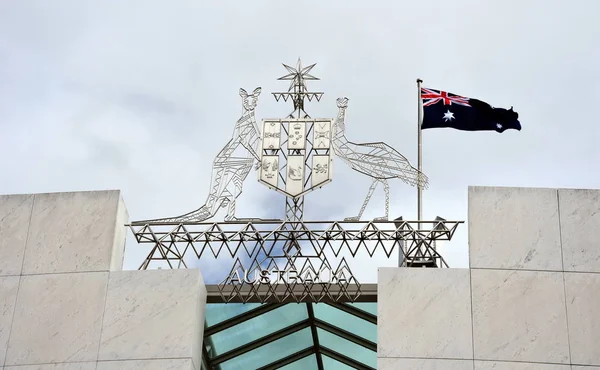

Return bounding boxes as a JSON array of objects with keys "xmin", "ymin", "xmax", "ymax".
[{"xmin": 1, "ymin": 0, "xmax": 599, "ymax": 282}]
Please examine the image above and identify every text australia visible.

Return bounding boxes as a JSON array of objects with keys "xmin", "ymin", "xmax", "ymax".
[{"xmin": 230, "ymin": 266, "xmax": 353, "ymax": 285}]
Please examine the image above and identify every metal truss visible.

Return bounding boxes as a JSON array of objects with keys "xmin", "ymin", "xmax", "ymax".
[
  {"xmin": 332, "ymin": 97, "xmax": 430, "ymax": 221},
  {"xmin": 201, "ymin": 300, "xmax": 377, "ymax": 370},
  {"xmin": 130, "ymin": 219, "xmax": 462, "ymax": 303}
]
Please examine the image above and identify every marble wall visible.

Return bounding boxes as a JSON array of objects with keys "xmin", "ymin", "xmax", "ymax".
[
  {"xmin": 0, "ymin": 191, "xmax": 207, "ymax": 370},
  {"xmin": 378, "ymin": 186, "xmax": 600, "ymax": 370}
]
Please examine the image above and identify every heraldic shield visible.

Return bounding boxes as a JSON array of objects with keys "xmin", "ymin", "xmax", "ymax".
[{"xmin": 259, "ymin": 118, "xmax": 333, "ymax": 198}]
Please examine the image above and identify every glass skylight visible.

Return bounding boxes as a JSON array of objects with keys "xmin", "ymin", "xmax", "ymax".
[{"xmin": 202, "ymin": 301, "xmax": 377, "ymax": 370}]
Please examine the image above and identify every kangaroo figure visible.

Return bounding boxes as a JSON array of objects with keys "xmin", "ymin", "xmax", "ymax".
[{"xmin": 140, "ymin": 87, "xmax": 263, "ymax": 223}]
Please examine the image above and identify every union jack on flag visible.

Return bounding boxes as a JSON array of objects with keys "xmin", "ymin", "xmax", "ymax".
[
  {"xmin": 420, "ymin": 85, "xmax": 521, "ymax": 132},
  {"xmin": 421, "ymin": 88, "xmax": 471, "ymax": 107}
]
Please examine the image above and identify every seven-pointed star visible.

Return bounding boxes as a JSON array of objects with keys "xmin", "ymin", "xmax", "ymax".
[
  {"xmin": 278, "ymin": 58, "xmax": 319, "ymax": 92},
  {"xmin": 443, "ymin": 110, "xmax": 455, "ymax": 122}
]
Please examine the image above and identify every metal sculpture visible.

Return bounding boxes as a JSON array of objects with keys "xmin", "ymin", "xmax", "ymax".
[
  {"xmin": 332, "ymin": 97, "xmax": 429, "ymax": 221},
  {"xmin": 271, "ymin": 58, "xmax": 325, "ymax": 222},
  {"xmin": 238, "ymin": 59, "xmax": 340, "ymax": 299},
  {"xmin": 129, "ymin": 59, "xmax": 464, "ymax": 304},
  {"xmin": 138, "ymin": 87, "xmax": 265, "ymax": 223},
  {"xmin": 274, "ymin": 58, "xmax": 323, "ymax": 119}
]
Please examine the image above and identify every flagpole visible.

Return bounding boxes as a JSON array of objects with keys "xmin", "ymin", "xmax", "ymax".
[{"xmin": 417, "ymin": 78, "xmax": 423, "ymax": 222}]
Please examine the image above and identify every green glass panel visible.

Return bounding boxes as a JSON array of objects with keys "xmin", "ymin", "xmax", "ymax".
[
  {"xmin": 219, "ymin": 327, "xmax": 313, "ymax": 370},
  {"xmin": 208, "ymin": 303, "xmax": 308, "ymax": 357},
  {"xmin": 205, "ymin": 303, "xmax": 262, "ymax": 327},
  {"xmin": 313, "ymin": 303, "xmax": 376, "ymax": 342},
  {"xmin": 280, "ymin": 354, "xmax": 318, "ymax": 369},
  {"xmin": 347, "ymin": 302, "xmax": 377, "ymax": 316},
  {"xmin": 317, "ymin": 328, "xmax": 376, "ymax": 368},
  {"xmin": 322, "ymin": 354, "xmax": 356, "ymax": 369}
]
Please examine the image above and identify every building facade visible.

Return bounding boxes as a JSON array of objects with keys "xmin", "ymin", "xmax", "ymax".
[{"xmin": 0, "ymin": 186, "xmax": 598, "ymax": 369}]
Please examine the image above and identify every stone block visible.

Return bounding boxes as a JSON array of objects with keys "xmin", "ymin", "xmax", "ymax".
[
  {"xmin": 0, "ymin": 276, "xmax": 19, "ymax": 365},
  {"xmin": 474, "ymin": 361, "xmax": 570, "ymax": 369},
  {"xmin": 558, "ymin": 189, "xmax": 600, "ymax": 273},
  {"xmin": 377, "ymin": 268, "xmax": 473, "ymax": 359},
  {"xmin": 98, "ymin": 268, "xmax": 206, "ymax": 369},
  {"xmin": 4, "ymin": 364, "xmax": 96, "ymax": 370},
  {"xmin": 0, "ymin": 194, "xmax": 33, "ymax": 276},
  {"xmin": 21, "ymin": 190, "xmax": 128, "ymax": 275},
  {"xmin": 564, "ymin": 272, "xmax": 600, "ymax": 366},
  {"xmin": 471, "ymin": 269, "xmax": 570, "ymax": 364},
  {"xmin": 96, "ymin": 359, "xmax": 194, "ymax": 370},
  {"xmin": 468, "ymin": 186, "xmax": 562, "ymax": 271},
  {"xmin": 378, "ymin": 358, "xmax": 473, "ymax": 370},
  {"xmin": 5, "ymin": 272, "xmax": 108, "ymax": 365},
  {"xmin": 110, "ymin": 195, "xmax": 128, "ymax": 271}
]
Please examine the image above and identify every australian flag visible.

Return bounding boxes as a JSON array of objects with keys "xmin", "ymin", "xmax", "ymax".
[{"xmin": 420, "ymin": 87, "xmax": 521, "ymax": 133}]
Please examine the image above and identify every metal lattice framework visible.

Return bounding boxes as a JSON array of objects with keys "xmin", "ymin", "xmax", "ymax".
[
  {"xmin": 129, "ymin": 219, "xmax": 462, "ymax": 303},
  {"xmin": 332, "ymin": 97, "xmax": 429, "ymax": 222}
]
